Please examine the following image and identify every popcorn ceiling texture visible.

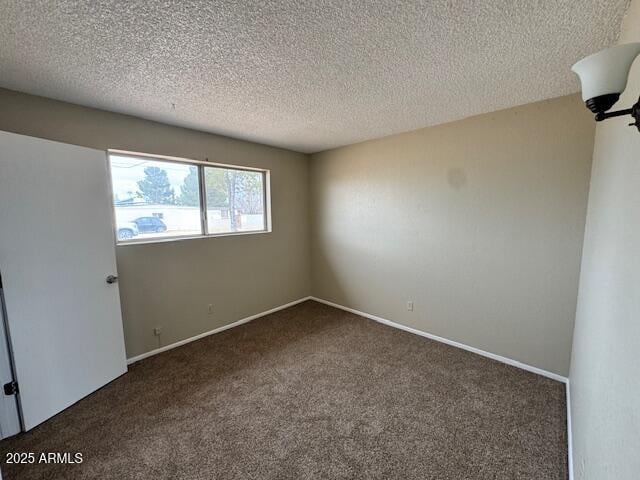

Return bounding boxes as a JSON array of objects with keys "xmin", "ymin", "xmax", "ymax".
[{"xmin": 0, "ymin": 0, "xmax": 630, "ymax": 153}]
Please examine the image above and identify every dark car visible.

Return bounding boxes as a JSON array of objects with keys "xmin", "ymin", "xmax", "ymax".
[
  {"xmin": 116, "ymin": 221, "xmax": 139, "ymax": 241},
  {"xmin": 133, "ymin": 216, "xmax": 167, "ymax": 233}
]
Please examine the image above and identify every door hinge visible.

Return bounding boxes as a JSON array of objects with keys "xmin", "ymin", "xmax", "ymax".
[{"xmin": 3, "ymin": 381, "xmax": 18, "ymax": 396}]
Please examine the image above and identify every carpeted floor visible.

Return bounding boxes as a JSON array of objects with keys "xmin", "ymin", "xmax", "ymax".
[{"xmin": 0, "ymin": 300, "xmax": 567, "ymax": 479}]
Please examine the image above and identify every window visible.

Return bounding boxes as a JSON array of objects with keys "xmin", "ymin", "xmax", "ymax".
[
  {"xmin": 204, "ymin": 167, "xmax": 266, "ymax": 234},
  {"xmin": 108, "ymin": 152, "xmax": 269, "ymax": 243}
]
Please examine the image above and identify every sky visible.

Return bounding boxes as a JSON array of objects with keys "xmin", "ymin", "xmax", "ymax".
[{"xmin": 109, "ymin": 155, "xmax": 192, "ymax": 201}]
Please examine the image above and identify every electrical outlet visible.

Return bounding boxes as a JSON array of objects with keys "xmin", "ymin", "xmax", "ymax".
[
  {"xmin": 207, "ymin": 304, "xmax": 213, "ymax": 314},
  {"xmin": 153, "ymin": 327, "xmax": 162, "ymax": 336},
  {"xmin": 407, "ymin": 301, "xmax": 414, "ymax": 312}
]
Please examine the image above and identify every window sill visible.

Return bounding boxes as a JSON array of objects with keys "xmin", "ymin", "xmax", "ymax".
[{"xmin": 116, "ymin": 229, "xmax": 271, "ymax": 246}]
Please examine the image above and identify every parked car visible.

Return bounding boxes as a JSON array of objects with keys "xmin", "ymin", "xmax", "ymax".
[
  {"xmin": 117, "ymin": 221, "xmax": 139, "ymax": 241},
  {"xmin": 133, "ymin": 216, "xmax": 167, "ymax": 233}
]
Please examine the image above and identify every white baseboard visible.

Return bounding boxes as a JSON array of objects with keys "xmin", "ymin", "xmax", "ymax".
[
  {"xmin": 310, "ymin": 296, "xmax": 573, "ymax": 473},
  {"xmin": 126, "ymin": 296, "xmax": 313, "ymax": 365},
  {"xmin": 566, "ymin": 380, "xmax": 574, "ymax": 479},
  {"xmin": 310, "ymin": 296, "xmax": 568, "ymax": 384}
]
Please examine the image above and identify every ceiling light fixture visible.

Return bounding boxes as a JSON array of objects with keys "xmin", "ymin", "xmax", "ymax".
[{"xmin": 572, "ymin": 43, "xmax": 640, "ymax": 131}]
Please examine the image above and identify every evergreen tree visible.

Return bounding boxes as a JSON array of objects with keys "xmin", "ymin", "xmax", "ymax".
[
  {"xmin": 205, "ymin": 168, "xmax": 228, "ymax": 208},
  {"xmin": 178, "ymin": 167, "xmax": 200, "ymax": 206},
  {"xmin": 137, "ymin": 166, "xmax": 175, "ymax": 205},
  {"xmin": 178, "ymin": 167, "xmax": 233, "ymax": 209}
]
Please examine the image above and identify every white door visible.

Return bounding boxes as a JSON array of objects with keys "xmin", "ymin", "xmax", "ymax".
[
  {"xmin": 0, "ymin": 296, "xmax": 20, "ymax": 438},
  {"xmin": 0, "ymin": 130, "xmax": 127, "ymax": 431}
]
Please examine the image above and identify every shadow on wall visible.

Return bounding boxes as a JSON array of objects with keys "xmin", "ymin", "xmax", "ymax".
[{"xmin": 311, "ymin": 245, "xmax": 356, "ymax": 308}]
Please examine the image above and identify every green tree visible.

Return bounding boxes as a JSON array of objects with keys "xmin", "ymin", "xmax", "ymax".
[
  {"xmin": 205, "ymin": 168, "xmax": 228, "ymax": 208},
  {"xmin": 225, "ymin": 170, "xmax": 238, "ymax": 229},
  {"xmin": 178, "ymin": 167, "xmax": 231, "ymax": 209},
  {"xmin": 137, "ymin": 166, "xmax": 175, "ymax": 205},
  {"xmin": 235, "ymin": 171, "xmax": 263, "ymax": 214},
  {"xmin": 176, "ymin": 167, "xmax": 262, "ymax": 228},
  {"xmin": 178, "ymin": 167, "xmax": 199, "ymax": 206}
]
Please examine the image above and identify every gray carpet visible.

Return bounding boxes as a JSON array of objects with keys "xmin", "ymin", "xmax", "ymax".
[{"xmin": 0, "ymin": 300, "xmax": 567, "ymax": 479}]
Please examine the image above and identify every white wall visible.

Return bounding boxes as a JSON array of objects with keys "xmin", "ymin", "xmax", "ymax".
[
  {"xmin": 570, "ymin": 1, "xmax": 640, "ymax": 477},
  {"xmin": 311, "ymin": 94, "xmax": 595, "ymax": 376}
]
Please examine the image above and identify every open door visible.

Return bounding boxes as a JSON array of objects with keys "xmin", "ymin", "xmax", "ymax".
[
  {"xmin": 0, "ymin": 131, "xmax": 127, "ymax": 431},
  {"xmin": 0, "ymin": 291, "xmax": 20, "ymax": 438}
]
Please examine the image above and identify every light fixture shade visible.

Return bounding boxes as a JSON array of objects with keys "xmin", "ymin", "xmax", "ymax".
[{"xmin": 572, "ymin": 43, "xmax": 640, "ymax": 102}]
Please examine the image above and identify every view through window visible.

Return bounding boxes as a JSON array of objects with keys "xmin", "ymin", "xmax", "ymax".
[
  {"xmin": 204, "ymin": 167, "xmax": 265, "ymax": 234},
  {"xmin": 109, "ymin": 153, "xmax": 268, "ymax": 243}
]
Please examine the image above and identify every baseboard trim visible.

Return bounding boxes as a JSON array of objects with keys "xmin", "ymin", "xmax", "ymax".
[
  {"xmin": 310, "ymin": 296, "xmax": 568, "ymax": 384},
  {"xmin": 126, "ymin": 296, "xmax": 313, "ymax": 365},
  {"xmin": 566, "ymin": 380, "xmax": 574, "ymax": 479}
]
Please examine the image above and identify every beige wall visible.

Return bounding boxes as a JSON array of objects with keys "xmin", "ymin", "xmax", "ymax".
[
  {"xmin": 570, "ymin": 1, "xmax": 640, "ymax": 477},
  {"xmin": 0, "ymin": 88, "xmax": 310, "ymax": 359},
  {"xmin": 310, "ymin": 95, "xmax": 595, "ymax": 376}
]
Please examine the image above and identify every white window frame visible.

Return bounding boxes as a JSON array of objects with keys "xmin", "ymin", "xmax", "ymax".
[{"xmin": 108, "ymin": 149, "xmax": 272, "ymax": 245}]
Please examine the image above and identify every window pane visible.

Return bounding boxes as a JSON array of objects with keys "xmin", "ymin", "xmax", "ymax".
[
  {"xmin": 109, "ymin": 155, "xmax": 202, "ymax": 241},
  {"xmin": 204, "ymin": 167, "xmax": 265, "ymax": 234}
]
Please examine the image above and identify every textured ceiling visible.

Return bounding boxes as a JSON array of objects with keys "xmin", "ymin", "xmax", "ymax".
[{"xmin": 0, "ymin": 1, "xmax": 631, "ymax": 153}]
